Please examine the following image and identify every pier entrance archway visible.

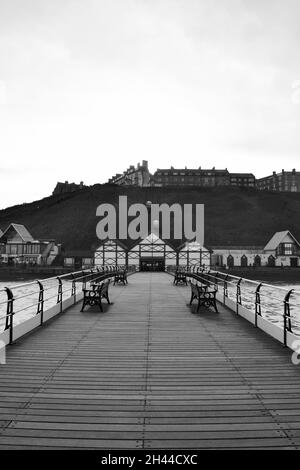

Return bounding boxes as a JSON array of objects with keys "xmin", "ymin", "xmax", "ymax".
[{"xmin": 128, "ymin": 233, "xmax": 176, "ymax": 271}]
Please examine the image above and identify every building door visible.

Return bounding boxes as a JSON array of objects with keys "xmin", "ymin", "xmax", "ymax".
[
  {"xmin": 140, "ymin": 257, "xmax": 165, "ymax": 271},
  {"xmin": 290, "ymin": 257, "xmax": 298, "ymax": 267}
]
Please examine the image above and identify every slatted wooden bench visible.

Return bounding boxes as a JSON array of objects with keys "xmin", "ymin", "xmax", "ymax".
[
  {"xmin": 189, "ymin": 281, "xmax": 218, "ymax": 313},
  {"xmin": 113, "ymin": 270, "xmax": 128, "ymax": 285},
  {"xmin": 173, "ymin": 271, "xmax": 187, "ymax": 285},
  {"xmin": 81, "ymin": 280, "xmax": 111, "ymax": 312}
]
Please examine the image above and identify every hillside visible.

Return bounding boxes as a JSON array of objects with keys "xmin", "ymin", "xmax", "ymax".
[{"xmin": 0, "ymin": 184, "xmax": 300, "ymax": 251}]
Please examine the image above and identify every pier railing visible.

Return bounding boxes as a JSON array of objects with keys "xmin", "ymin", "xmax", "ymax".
[
  {"xmin": 178, "ymin": 265, "xmax": 300, "ymax": 349},
  {"xmin": 0, "ymin": 265, "xmax": 124, "ymax": 346}
]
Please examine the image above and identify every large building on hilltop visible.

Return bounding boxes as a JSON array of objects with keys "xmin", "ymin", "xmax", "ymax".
[
  {"xmin": 229, "ymin": 172, "xmax": 256, "ymax": 188},
  {"xmin": 108, "ymin": 161, "xmax": 151, "ymax": 187},
  {"xmin": 52, "ymin": 166, "xmax": 300, "ymax": 193},
  {"xmin": 151, "ymin": 167, "xmax": 230, "ymax": 187},
  {"xmin": 257, "ymin": 169, "xmax": 300, "ymax": 192},
  {"xmin": 53, "ymin": 181, "xmax": 86, "ymax": 195},
  {"xmin": 151, "ymin": 167, "xmax": 256, "ymax": 188},
  {"xmin": 107, "ymin": 163, "xmax": 256, "ymax": 189}
]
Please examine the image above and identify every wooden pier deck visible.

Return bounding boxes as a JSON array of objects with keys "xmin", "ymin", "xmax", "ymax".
[{"xmin": 1, "ymin": 272, "xmax": 300, "ymax": 449}]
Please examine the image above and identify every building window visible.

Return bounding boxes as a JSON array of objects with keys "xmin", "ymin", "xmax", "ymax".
[
  {"xmin": 254, "ymin": 255, "xmax": 261, "ymax": 267},
  {"xmin": 241, "ymin": 255, "xmax": 248, "ymax": 267},
  {"xmin": 268, "ymin": 255, "xmax": 276, "ymax": 267},
  {"xmin": 284, "ymin": 243, "xmax": 293, "ymax": 255},
  {"xmin": 227, "ymin": 255, "xmax": 234, "ymax": 268},
  {"xmin": 278, "ymin": 243, "xmax": 295, "ymax": 256}
]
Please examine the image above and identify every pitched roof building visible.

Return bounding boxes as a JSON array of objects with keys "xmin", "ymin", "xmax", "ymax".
[
  {"xmin": 211, "ymin": 230, "xmax": 300, "ymax": 268},
  {"xmin": 0, "ymin": 223, "xmax": 61, "ymax": 265}
]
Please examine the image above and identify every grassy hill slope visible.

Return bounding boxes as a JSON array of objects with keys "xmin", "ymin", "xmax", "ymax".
[{"xmin": 0, "ymin": 185, "xmax": 300, "ymax": 251}]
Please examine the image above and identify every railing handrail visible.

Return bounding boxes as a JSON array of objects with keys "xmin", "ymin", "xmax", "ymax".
[
  {"xmin": 202, "ymin": 267, "xmax": 300, "ymax": 295},
  {"xmin": 2, "ymin": 267, "xmax": 95, "ymax": 290},
  {"xmin": 177, "ymin": 265, "xmax": 300, "ymax": 346},
  {"xmin": 0, "ymin": 266, "xmax": 120, "ymax": 344}
]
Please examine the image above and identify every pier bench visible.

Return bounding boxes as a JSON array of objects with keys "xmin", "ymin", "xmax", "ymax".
[
  {"xmin": 189, "ymin": 281, "xmax": 218, "ymax": 313},
  {"xmin": 113, "ymin": 270, "xmax": 128, "ymax": 285},
  {"xmin": 173, "ymin": 271, "xmax": 188, "ymax": 285},
  {"xmin": 81, "ymin": 279, "xmax": 111, "ymax": 312}
]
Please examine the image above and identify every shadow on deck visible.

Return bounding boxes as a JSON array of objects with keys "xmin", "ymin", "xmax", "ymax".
[{"xmin": 0, "ymin": 272, "xmax": 300, "ymax": 449}]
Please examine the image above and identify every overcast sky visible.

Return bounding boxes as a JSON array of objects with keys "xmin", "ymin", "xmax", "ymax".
[{"xmin": 0, "ymin": 0, "xmax": 300, "ymax": 209}]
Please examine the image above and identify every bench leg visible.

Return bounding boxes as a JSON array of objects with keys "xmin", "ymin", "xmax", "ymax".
[
  {"xmin": 189, "ymin": 293, "xmax": 194, "ymax": 305},
  {"xmin": 98, "ymin": 301, "xmax": 103, "ymax": 312},
  {"xmin": 80, "ymin": 300, "xmax": 86, "ymax": 312}
]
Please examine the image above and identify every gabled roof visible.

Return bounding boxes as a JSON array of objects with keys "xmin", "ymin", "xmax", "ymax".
[
  {"xmin": 264, "ymin": 231, "xmax": 300, "ymax": 251},
  {"xmin": 130, "ymin": 233, "xmax": 177, "ymax": 251},
  {"xmin": 95, "ymin": 239, "xmax": 128, "ymax": 250},
  {"xmin": 2, "ymin": 223, "xmax": 34, "ymax": 242}
]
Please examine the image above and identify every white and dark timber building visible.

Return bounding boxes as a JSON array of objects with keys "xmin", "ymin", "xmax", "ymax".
[
  {"xmin": 90, "ymin": 230, "xmax": 300, "ymax": 271},
  {"xmin": 94, "ymin": 234, "xmax": 211, "ymax": 271}
]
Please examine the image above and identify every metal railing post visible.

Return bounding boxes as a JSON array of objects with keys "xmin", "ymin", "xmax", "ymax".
[
  {"xmin": 82, "ymin": 270, "xmax": 87, "ymax": 290},
  {"xmin": 57, "ymin": 276, "xmax": 63, "ymax": 313},
  {"xmin": 283, "ymin": 289, "xmax": 294, "ymax": 347},
  {"xmin": 255, "ymin": 283, "xmax": 262, "ymax": 328},
  {"xmin": 5, "ymin": 287, "xmax": 14, "ymax": 345},
  {"xmin": 214, "ymin": 272, "xmax": 219, "ymax": 291},
  {"xmin": 37, "ymin": 281, "xmax": 44, "ymax": 325},
  {"xmin": 223, "ymin": 274, "xmax": 229, "ymax": 304},
  {"xmin": 236, "ymin": 278, "xmax": 242, "ymax": 314},
  {"xmin": 71, "ymin": 273, "xmax": 76, "ymax": 303}
]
